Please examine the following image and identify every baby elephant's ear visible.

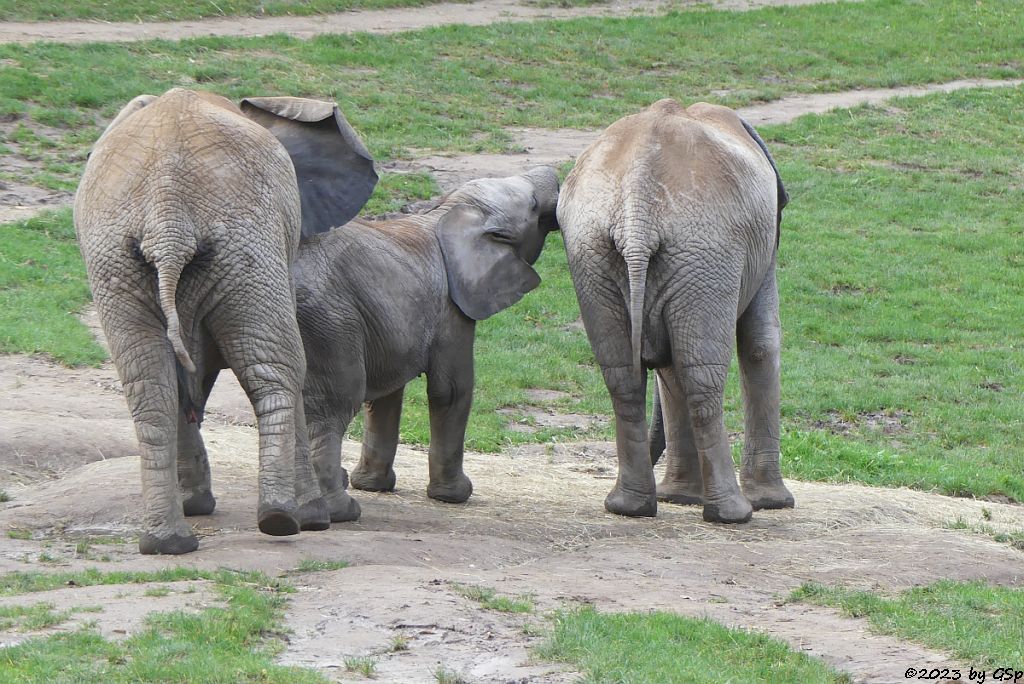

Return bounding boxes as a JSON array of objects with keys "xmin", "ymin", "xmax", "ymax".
[
  {"xmin": 437, "ymin": 204, "xmax": 542, "ymax": 321},
  {"xmin": 240, "ymin": 96, "xmax": 378, "ymax": 238}
]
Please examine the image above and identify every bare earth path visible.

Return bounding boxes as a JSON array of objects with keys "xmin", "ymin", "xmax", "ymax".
[{"xmin": 0, "ymin": 0, "xmax": 841, "ymax": 45}]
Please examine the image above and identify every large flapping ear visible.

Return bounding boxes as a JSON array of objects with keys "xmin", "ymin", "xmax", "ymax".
[
  {"xmin": 240, "ymin": 96, "xmax": 378, "ymax": 238},
  {"xmin": 437, "ymin": 204, "xmax": 542, "ymax": 321},
  {"xmin": 740, "ymin": 117, "xmax": 788, "ymax": 246},
  {"xmin": 95, "ymin": 94, "xmax": 157, "ymax": 146}
]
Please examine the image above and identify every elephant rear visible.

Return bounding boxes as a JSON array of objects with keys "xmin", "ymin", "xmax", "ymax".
[{"xmin": 558, "ymin": 99, "xmax": 794, "ymax": 525}]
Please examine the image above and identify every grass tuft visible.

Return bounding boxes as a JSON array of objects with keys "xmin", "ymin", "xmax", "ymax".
[{"xmin": 450, "ymin": 583, "xmax": 534, "ymax": 613}]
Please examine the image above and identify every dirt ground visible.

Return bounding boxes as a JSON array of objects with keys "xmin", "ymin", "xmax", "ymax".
[{"xmin": 3, "ymin": 2, "xmax": 1024, "ymax": 681}]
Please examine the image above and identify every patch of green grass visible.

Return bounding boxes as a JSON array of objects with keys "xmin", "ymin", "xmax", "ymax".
[
  {"xmin": 2, "ymin": 0, "xmax": 1023, "ymax": 189},
  {"xmin": 0, "ymin": 567, "xmax": 219, "ymax": 597},
  {"xmin": 362, "ymin": 171, "xmax": 439, "ymax": 217},
  {"xmin": 790, "ymin": 581, "xmax": 1024, "ymax": 668},
  {"xmin": 142, "ymin": 585, "xmax": 172, "ymax": 598},
  {"xmin": 450, "ymin": 583, "xmax": 534, "ymax": 613},
  {"xmin": 0, "ymin": 0, "xmax": 453, "ymax": 22},
  {"xmin": 0, "ymin": 602, "xmax": 71, "ymax": 632},
  {"xmin": 433, "ymin": 666, "xmax": 468, "ymax": 684},
  {"xmin": 0, "ymin": 490, "xmax": 10, "ymax": 503},
  {"xmin": 0, "ymin": 208, "xmax": 105, "ymax": 366},
  {"xmin": 537, "ymin": 606, "xmax": 849, "ymax": 683},
  {"xmin": 0, "ymin": 570, "xmax": 325, "ymax": 683},
  {"xmin": 291, "ymin": 559, "xmax": 350, "ymax": 573},
  {"xmin": 389, "ymin": 633, "xmax": 409, "ymax": 651},
  {"xmin": 7, "ymin": 529, "xmax": 32, "ymax": 541},
  {"xmin": 344, "ymin": 655, "xmax": 378, "ymax": 677}
]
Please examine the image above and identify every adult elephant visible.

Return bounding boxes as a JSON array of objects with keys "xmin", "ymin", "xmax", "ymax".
[
  {"xmin": 74, "ymin": 88, "xmax": 377, "ymax": 554},
  {"xmin": 293, "ymin": 167, "xmax": 559, "ymax": 508},
  {"xmin": 556, "ymin": 99, "xmax": 794, "ymax": 524}
]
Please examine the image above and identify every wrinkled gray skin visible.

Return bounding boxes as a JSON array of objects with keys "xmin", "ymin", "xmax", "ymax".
[
  {"xmin": 293, "ymin": 167, "xmax": 559, "ymax": 509},
  {"xmin": 74, "ymin": 88, "xmax": 377, "ymax": 554},
  {"xmin": 557, "ymin": 99, "xmax": 795, "ymax": 524}
]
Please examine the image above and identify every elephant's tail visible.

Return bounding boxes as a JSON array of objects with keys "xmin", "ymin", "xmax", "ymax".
[
  {"xmin": 155, "ymin": 257, "xmax": 197, "ymax": 375},
  {"xmin": 623, "ymin": 247, "xmax": 650, "ymax": 382}
]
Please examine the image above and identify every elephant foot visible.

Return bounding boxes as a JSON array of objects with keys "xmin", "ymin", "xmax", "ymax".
[
  {"xmin": 656, "ymin": 479, "xmax": 703, "ymax": 506},
  {"xmin": 702, "ymin": 494, "xmax": 753, "ymax": 524},
  {"xmin": 297, "ymin": 497, "xmax": 331, "ymax": 531},
  {"xmin": 182, "ymin": 489, "xmax": 216, "ymax": 517},
  {"xmin": 257, "ymin": 501, "xmax": 301, "ymax": 537},
  {"xmin": 742, "ymin": 479, "xmax": 795, "ymax": 511},
  {"xmin": 325, "ymin": 490, "xmax": 361, "ymax": 523},
  {"xmin": 350, "ymin": 466, "xmax": 397, "ymax": 492},
  {"xmin": 427, "ymin": 473, "xmax": 472, "ymax": 504},
  {"xmin": 139, "ymin": 525, "xmax": 199, "ymax": 555},
  {"xmin": 604, "ymin": 485, "xmax": 657, "ymax": 517}
]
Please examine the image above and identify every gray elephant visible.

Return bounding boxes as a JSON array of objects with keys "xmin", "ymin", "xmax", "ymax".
[
  {"xmin": 292, "ymin": 167, "xmax": 560, "ymax": 508},
  {"xmin": 74, "ymin": 88, "xmax": 377, "ymax": 554},
  {"xmin": 556, "ymin": 98, "xmax": 794, "ymax": 524}
]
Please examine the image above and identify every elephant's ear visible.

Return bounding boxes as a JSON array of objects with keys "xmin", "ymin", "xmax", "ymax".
[
  {"xmin": 240, "ymin": 96, "xmax": 378, "ymax": 238},
  {"xmin": 96, "ymin": 94, "xmax": 157, "ymax": 146},
  {"xmin": 740, "ymin": 117, "xmax": 788, "ymax": 245},
  {"xmin": 437, "ymin": 204, "xmax": 542, "ymax": 321}
]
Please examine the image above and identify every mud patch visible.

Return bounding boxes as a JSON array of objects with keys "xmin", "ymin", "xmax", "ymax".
[
  {"xmin": 813, "ymin": 409, "xmax": 910, "ymax": 436},
  {"xmin": 497, "ymin": 406, "xmax": 606, "ymax": 433}
]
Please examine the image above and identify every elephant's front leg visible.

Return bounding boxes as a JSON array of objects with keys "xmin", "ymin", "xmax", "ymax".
[
  {"xmin": 736, "ymin": 267, "xmax": 794, "ymax": 510},
  {"xmin": 351, "ymin": 387, "xmax": 404, "ymax": 492},
  {"xmin": 654, "ymin": 369, "xmax": 704, "ymax": 506},
  {"xmin": 425, "ymin": 353, "xmax": 474, "ymax": 504}
]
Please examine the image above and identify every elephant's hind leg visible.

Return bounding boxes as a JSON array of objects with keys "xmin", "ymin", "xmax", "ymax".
[
  {"xmin": 113, "ymin": 335, "xmax": 199, "ymax": 554},
  {"xmin": 737, "ymin": 267, "xmax": 794, "ymax": 511},
  {"xmin": 351, "ymin": 387, "xmax": 404, "ymax": 492},
  {"xmin": 667, "ymin": 305, "xmax": 751, "ymax": 524},
  {"xmin": 305, "ymin": 392, "xmax": 362, "ymax": 523},
  {"xmin": 177, "ymin": 368, "xmax": 218, "ymax": 517},
  {"xmin": 654, "ymin": 369, "xmax": 703, "ymax": 506}
]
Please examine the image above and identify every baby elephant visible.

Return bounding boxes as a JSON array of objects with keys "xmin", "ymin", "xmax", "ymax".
[{"xmin": 294, "ymin": 167, "xmax": 559, "ymax": 515}]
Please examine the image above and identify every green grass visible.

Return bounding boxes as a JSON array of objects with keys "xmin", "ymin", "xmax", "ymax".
[
  {"xmin": 0, "ymin": 0, "xmax": 453, "ymax": 22},
  {"xmin": 1, "ymin": 0, "xmax": 1023, "ymax": 189},
  {"xmin": 434, "ymin": 666, "xmax": 468, "ymax": 684},
  {"xmin": 0, "ymin": 209, "xmax": 105, "ymax": 365},
  {"xmin": 344, "ymin": 655, "xmax": 378, "ymax": 677},
  {"xmin": 0, "ymin": 569, "xmax": 326, "ymax": 683},
  {"xmin": 450, "ymin": 583, "xmax": 534, "ymax": 613},
  {"xmin": 0, "ymin": 602, "xmax": 71, "ymax": 632},
  {"xmin": 291, "ymin": 558, "xmax": 350, "ymax": 573},
  {"xmin": 537, "ymin": 606, "xmax": 850, "ymax": 683},
  {"xmin": 0, "ymin": 567, "xmax": 217, "ymax": 597},
  {"xmin": 791, "ymin": 581, "xmax": 1024, "ymax": 669},
  {"xmin": 0, "ymin": 490, "xmax": 11, "ymax": 503}
]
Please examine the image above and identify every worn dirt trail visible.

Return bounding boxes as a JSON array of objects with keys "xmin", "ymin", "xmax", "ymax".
[{"xmin": 0, "ymin": 0, "xmax": 841, "ymax": 45}]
